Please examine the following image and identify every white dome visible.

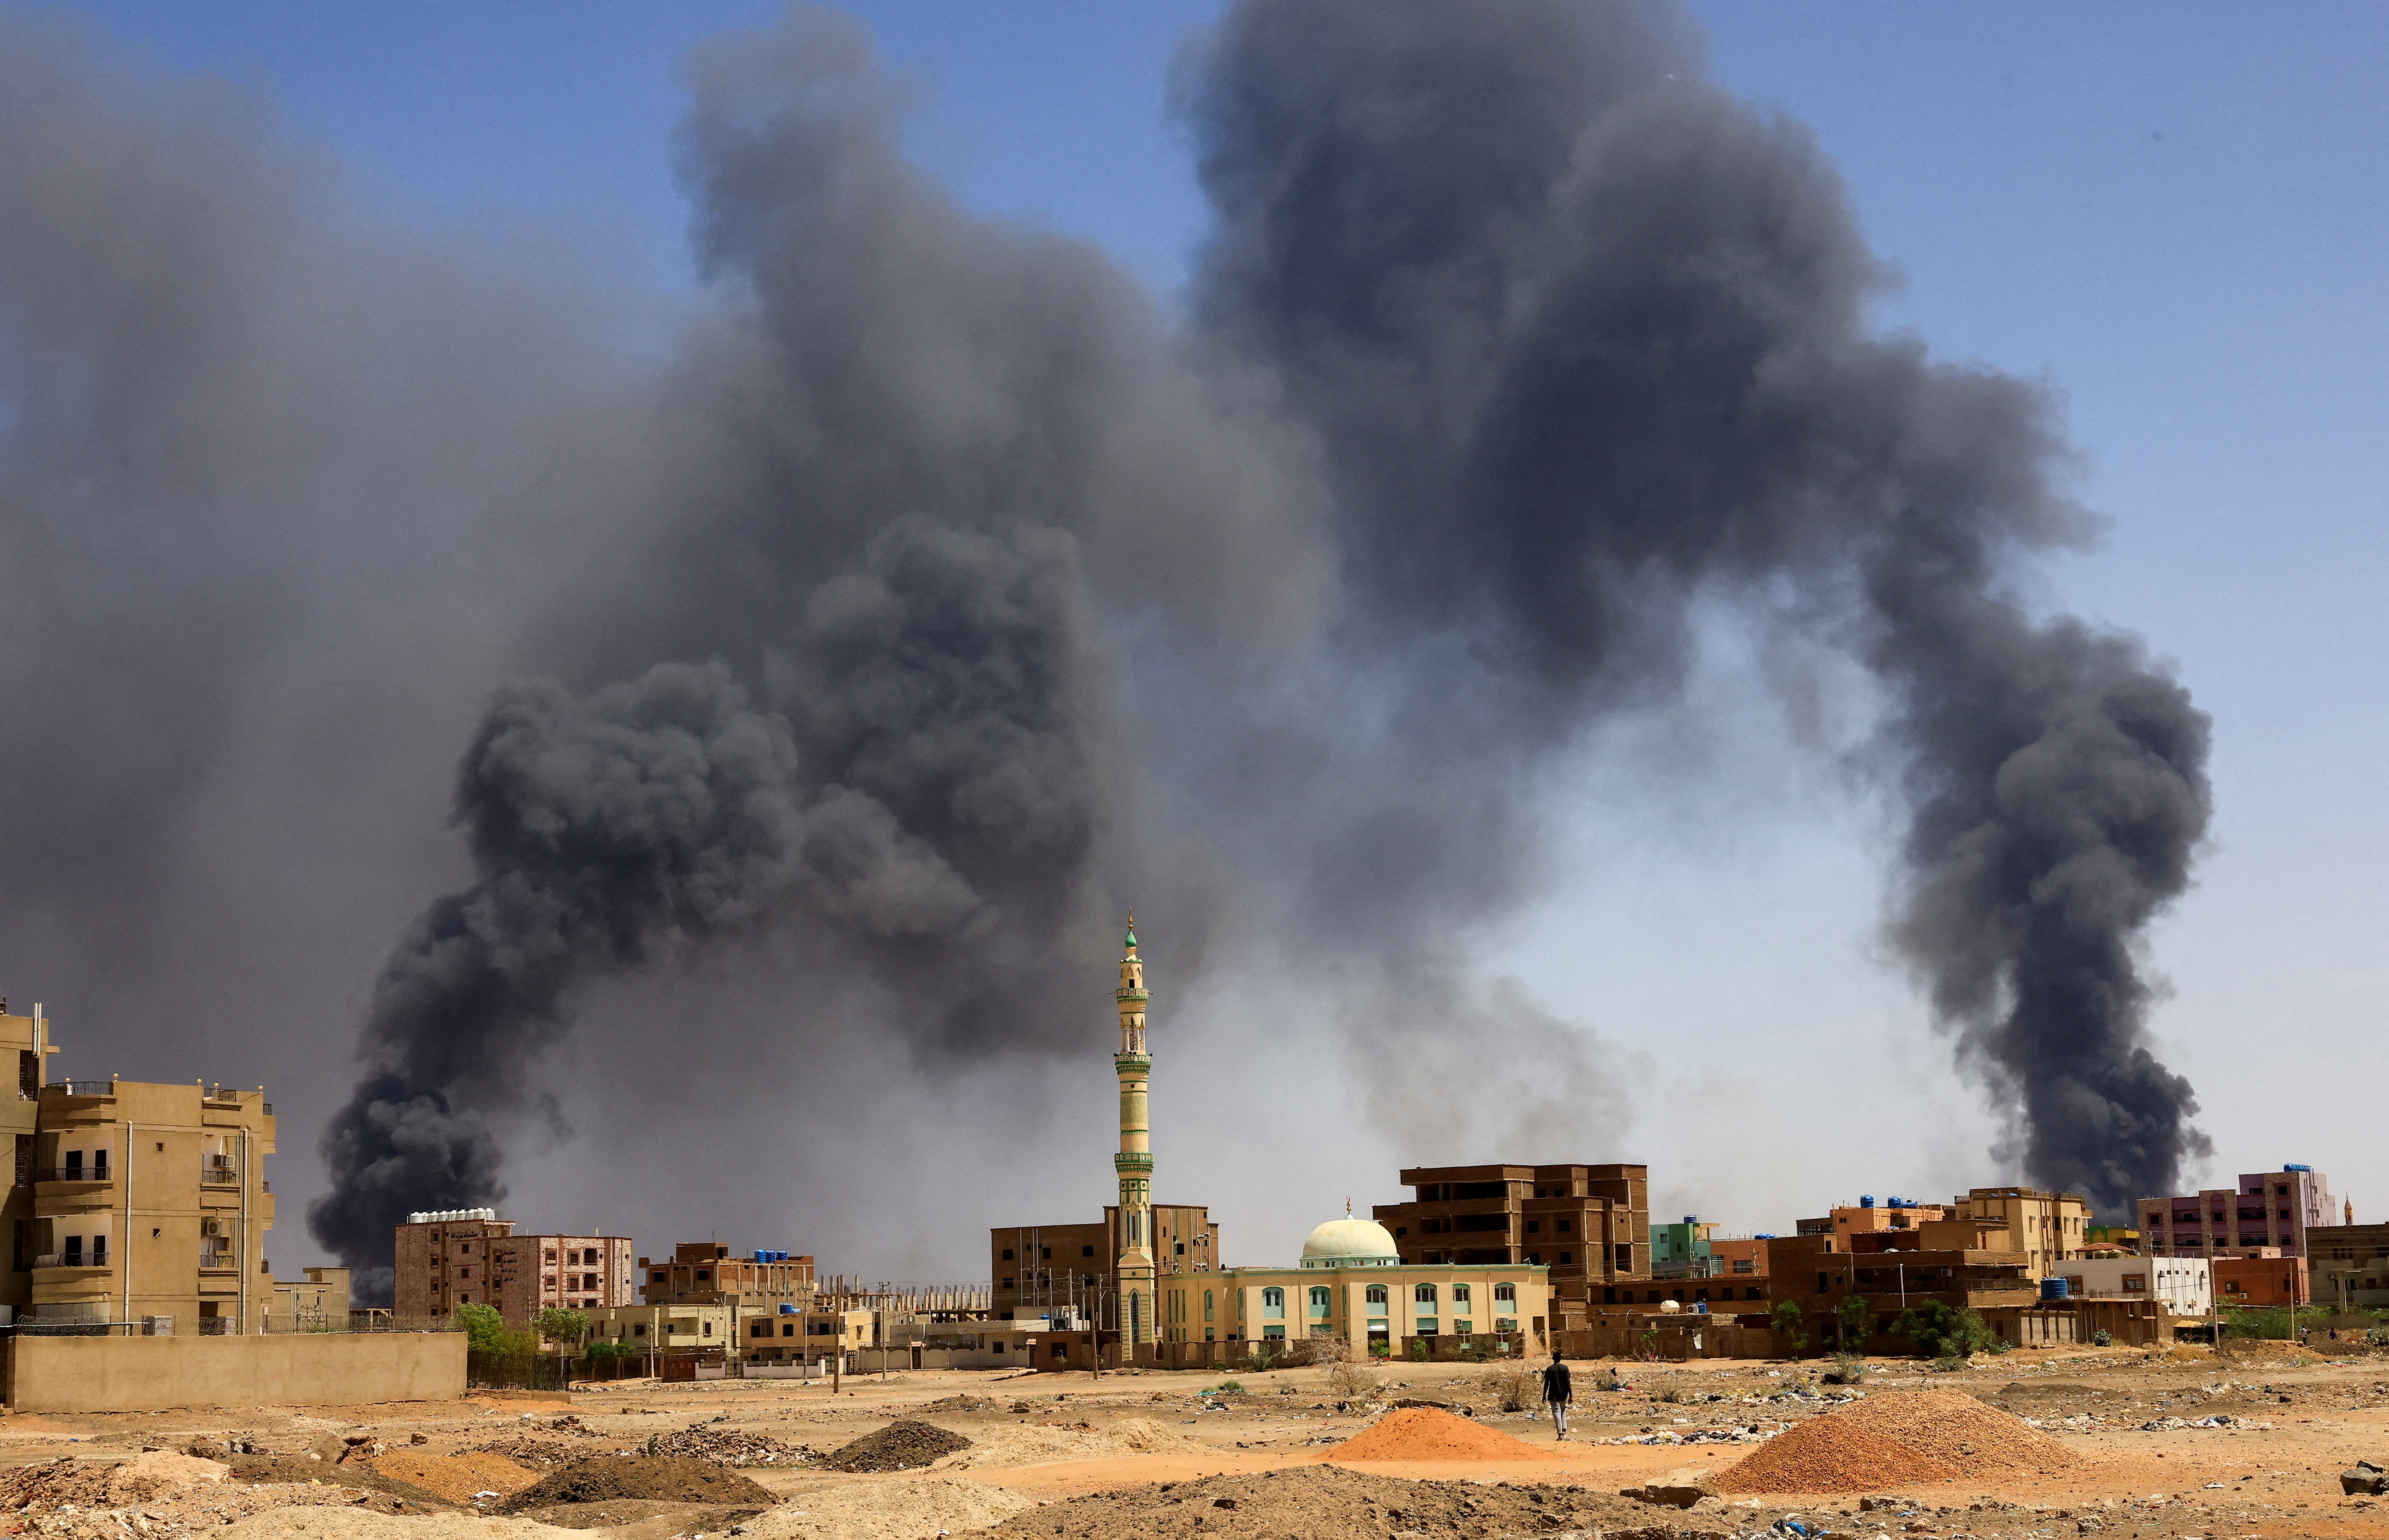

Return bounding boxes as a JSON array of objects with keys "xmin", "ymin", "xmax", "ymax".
[{"xmin": 1299, "ymin": 1215, "xmax": 1401, "ymax": 1268}]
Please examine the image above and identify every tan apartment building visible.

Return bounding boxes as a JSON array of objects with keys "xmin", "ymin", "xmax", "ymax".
[
  {"xmin": 3, "ymin": 995, "xmax": 277, "ymax": 1331},
  {"xmin": 392, "ymin": 1211, "xmax": 634, "ymax": 1328},
  {"xmin": 1374, "ymin": 1163, "xmax": 1648, "ymax": 1330},
  {"xmin": 990, "ymin": 1204, "xmax": 1220, "ymax": 1324},
  {"xmin": 1952, "ymin": 1186, "xmax": 2091, "ymax": 1280},
  {"xmin": 641, "ymin": 1243, "xmax": 813, "ymax": 1312}
]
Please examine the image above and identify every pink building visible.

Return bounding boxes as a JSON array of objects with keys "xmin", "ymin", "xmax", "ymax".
[{"xmin": 2138, "ymin": 1166, "xmax": 2335, "ymax": 1260}]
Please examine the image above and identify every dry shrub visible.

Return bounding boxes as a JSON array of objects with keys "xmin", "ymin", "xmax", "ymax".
[
  {"xmin": 1312, "ymin": 1337, "xmax": 1380, "ymax": 1400},
  {"xmin": 1478, "ymin": 1359, "xmax": 1540, "ymax": 1413}
]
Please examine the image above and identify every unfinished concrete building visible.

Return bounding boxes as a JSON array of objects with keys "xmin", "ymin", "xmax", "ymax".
[
  {"xmin": 1374, "ymin": 1163, "xmax": 1648, "ymax": 1330},
  {"xmin": 990, "ymin": 1204, "xmax": 1221, "ymax": 1325},
  {"xmin": 641, "ymin": 1242, "xmax": 814, "ymax": 1313},
  {"xmin": 392, "ymin": 1211, "xmax": 634, "ymax": 1329}
]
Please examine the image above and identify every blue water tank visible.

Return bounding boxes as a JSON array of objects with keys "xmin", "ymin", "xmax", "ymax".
[
  {"xmin": 1756, "ymin": 1233, "xmax": 1777, "ymax": 1239},
  {"xmin": 2285, "ymin": 1163, "xmax": 2312, "ymax": 1173},
  {"xmin": 1683, "ymin": 1215, "xmax": 1698, "ymax": 1224},
  {"xmin": 1861, "ymin": 1195, "xmax": 1875, "ymax": 1208},
  {"xmin": 779, "ymin": 1303, "xmax": 797, "ymax": 1315},
  {"xmin": 2040, "ymin": 1278, "xmax": 2070, "ymax": 1300}
]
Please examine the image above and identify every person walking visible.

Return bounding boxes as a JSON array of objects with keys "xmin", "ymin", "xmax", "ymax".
[{"xmin": 1541, "ymin": 1348, "xmax": 1573, "ymax": 1440}]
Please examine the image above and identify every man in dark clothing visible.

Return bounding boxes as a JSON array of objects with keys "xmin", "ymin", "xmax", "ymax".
[{"xmin": 1541, "ymin": 1349, "xmax": 1573, "ymax": 1439}]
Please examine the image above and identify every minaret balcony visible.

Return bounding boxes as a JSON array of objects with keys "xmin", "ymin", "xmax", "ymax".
[
  {"xmin": 1115, "ymin": 988, "xmax": 1148, "ymax": 1003},
  {"xmin": 1113, "ymin": 1052, "xmax": 1151, "ymax": 1072},
  {"xmin": 1113, "ymin": 1152, "xmax": 1154, "ymax": 1173}
]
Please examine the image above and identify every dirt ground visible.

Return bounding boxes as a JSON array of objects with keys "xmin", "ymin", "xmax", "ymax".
[{"xmin": 2, "ymin": 1338, "xmax": 2385, "ymax": 1538}]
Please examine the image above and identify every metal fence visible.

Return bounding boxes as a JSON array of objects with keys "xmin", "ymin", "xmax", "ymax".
[{"xmin": 466, "ymin": 1350, "xmax": 647, "ymax": 1389}]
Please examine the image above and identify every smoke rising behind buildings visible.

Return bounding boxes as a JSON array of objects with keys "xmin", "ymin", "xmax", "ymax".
[{"xmin": 0, "ymin": 1, "xmax": 2214, "ymax": 1289}]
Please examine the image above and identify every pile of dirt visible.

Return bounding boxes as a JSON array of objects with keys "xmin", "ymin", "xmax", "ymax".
[
  {"xmin": 819, "ymin": 1420, "xmax": 973, "ymax": 1473},
  {"xmin": 1834, "ymin": 1389, "xmax": 2077, "ymax": 1475},
  {"xmin": 1715, "ymin": 1416, "xmax": 1960, "ymax": 1495},
  {"xmin": 974, "ymin": 1464, "xmax": 1715, "ymax": 1540},
  {"xmin": 494, "ymin": 1455, "xmax": 774, "ymax": 1513},
  {"xmin": 0, "ymin": 1457, "xmax": 120, "ymax": 1511},
  {"xmin": 103, "ymin": 1452, "xmax": 233, "ymax": 1504},
  {"xmin": 365, "ymin": 1450, "xmax": 544, "ymax": 1505},
  {"xmin": 915, "ymin": 1393, "xmax": 1000, "ymax": 1414},
  {"xmin": 452, "ymin": 1436, "xmax": 603, "ymax": 1471},
  {"xmin": 1326, "ymin": 1406, "xmax": 1547, "ymax": 1462}
]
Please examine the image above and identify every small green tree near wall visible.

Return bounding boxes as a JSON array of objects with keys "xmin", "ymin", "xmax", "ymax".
[
  {"xmin": 1892, "ymin": 1300, "xmax": 1995, "ymax": 1360},
  {"xmin": 536, "ymin": 1307, "xmax": 590, "ymax": 1353},
  {"xmin": 1835, "ymin": 1296, "xmax": 1871, "ymax": 1349},
  {"xmin": 1771, "ymin": 1300, "xmax": 1809, "ymax": 1357},
  {"xmin": 452, "ymin": 1302, "xmax": 535, "ymax": 1355}
]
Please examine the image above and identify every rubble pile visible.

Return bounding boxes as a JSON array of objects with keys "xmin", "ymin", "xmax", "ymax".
[{"xmin": 820, "ymin": 1419, "xmax": 975, "ymax": 1473}]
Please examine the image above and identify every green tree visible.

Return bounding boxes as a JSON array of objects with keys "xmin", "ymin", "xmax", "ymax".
[
  {"xmin": 1770, "ymin": 1299, "xmax": 1809, "ymax": 1357},
  {"xmin": 1835, "ymin": 1295, "xmax": 1872, "ymax": 1350},
  {"xmin": 451, "ymin": 1302, "xmax": 535, "ymax": 1355},
  {"xmin": 536, "ymin": 1307, "xmax": 590, "ymax": 1352},
  {"xmin": 1892, "ymin": 1300, "xmax": 1995, "ymax": 1360}
]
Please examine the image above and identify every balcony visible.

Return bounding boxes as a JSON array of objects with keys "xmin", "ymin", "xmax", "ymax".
[
  {"xmin": 42, "ymin": 1081, "xmax": 115, "ymax": 1099},
  {"xmin": 34, "ymin": 1166, "xmax": 112, "ymax": 1185},
  {"xmin": 199, "ymin": 1248, "xmax": 239, "ymax": 1273},
  {"xmin": 200, "ymin": 1161, "xmax": 241, "ymax": 1188},
  {"xmin": 31, "ymin": 1252, "xmax": 109, "ymax": 1271}
]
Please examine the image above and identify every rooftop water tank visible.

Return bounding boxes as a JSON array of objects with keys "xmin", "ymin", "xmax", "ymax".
[
  {"xmin": 1861, "ymin": 1195, "xmax": 1875, "ymax": 1208},
  {"xmin": 2040, "ymin": 1277, "xmax": 2070, "ymax": 1300},
  {"xmin": 2285, "ymin": 1163, "xmax": 2312, "ymax": 1173},
  {"xmin": 778, "ymin": 1303, "xmax": 797, "ymax": 1314}
]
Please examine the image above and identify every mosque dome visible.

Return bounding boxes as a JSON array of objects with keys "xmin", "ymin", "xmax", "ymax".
[{"xmin": 1299, "ymin": 1209, "xmax": 1401, "ymax": 1268}]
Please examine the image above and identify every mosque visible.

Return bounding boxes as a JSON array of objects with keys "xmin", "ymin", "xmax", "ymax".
[{"xmin": 1108, "ymin": 921, "xmax": 1554, "ymax": 1357}]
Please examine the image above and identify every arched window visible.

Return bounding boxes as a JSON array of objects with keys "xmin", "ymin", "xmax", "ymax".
[
  {"xmin": 1366, "ymin": 1284, "xmax": 1388, "ymax": 1306},
  {"xmin": 1451, "ymin": 1283, "xmax": 1471, "ymax": 1304},
  {"xmin": 1414, "ymin": 1283, "xmax": 1437, "ymax": 1304},
  {"xmin": 1309, "ymin": 1286, "xmax": 1332, "ymax": 1315},
  {"xmin": 1494, "ymin": 1283, "xmax": 1516, "ymax": 1303},
  {"xmin": 1262, "ymin": 1287, "xmax": 1285, "ymax": 1318}
]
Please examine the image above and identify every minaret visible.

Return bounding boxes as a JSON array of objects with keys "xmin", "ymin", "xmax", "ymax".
[{"xmin": 1114, "ymin": 913, "xmax": 1155, "ymax": 1353}]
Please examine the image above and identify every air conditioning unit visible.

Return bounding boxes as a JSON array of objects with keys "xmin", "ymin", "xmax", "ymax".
[{"xmin": 201, "ymin": 1218, "xmax": 224, "ymax": 1238}]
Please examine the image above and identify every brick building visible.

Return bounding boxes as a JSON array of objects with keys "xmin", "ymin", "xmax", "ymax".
[
  {"xmin": 2137, "ymin": 1166, "xmax": 2336, "ymax": 1261},
  {"xmin": 1952, "ymin": 1186, "xmax": 2091, "ymax": 1280},
  {"xmin": 392, "ymin": 1210, "xmax": 634, "ymax": 1329},
  {"xmin": 2213, "ymin": 1250, "xmax": 2309, "ymax": 1307},
  {"xmin": 641, "ymin": 1242, "xmax": 814, "ymax": 1312},
  {"xmin": 1373, "ymin": 1163, "xmax": 1649, "ymax": 1330},
  {"xmin": 990, "ymin": 1204, "xmax": 1221, "ymax": 1324}
]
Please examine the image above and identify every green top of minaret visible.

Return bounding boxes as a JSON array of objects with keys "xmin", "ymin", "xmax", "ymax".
[{"xmin": 1124, "ymin": 910, "xmax": 1137, "ymax": 951}]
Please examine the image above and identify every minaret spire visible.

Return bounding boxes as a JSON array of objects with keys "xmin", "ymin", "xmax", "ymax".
[{"xmin": 1113, "ymin": 912, "xmax": 1154, "ymax": 1354}]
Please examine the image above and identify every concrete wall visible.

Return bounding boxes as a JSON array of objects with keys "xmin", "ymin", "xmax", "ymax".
[{"xmin": 5, "ymin": 1331, "xmax": 465, "ymax": 1412}]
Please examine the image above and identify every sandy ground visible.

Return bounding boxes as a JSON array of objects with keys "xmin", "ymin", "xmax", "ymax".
[{"xmin": 1, "ymin": 1338, "xmax": 2385, "ymax": 1537}]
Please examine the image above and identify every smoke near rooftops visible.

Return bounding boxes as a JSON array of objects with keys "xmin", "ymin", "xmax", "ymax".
[{"xmin": 0, "ymin": 0, "xmax": 2207, "ymax": 1290}]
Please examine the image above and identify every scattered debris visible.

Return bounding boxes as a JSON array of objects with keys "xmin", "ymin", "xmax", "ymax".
[{"xmin": 819, "ymin": 1419, "xmax": 975, "ymax": 1473}]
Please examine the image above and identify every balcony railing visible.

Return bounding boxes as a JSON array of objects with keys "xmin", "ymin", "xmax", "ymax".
[
  {"xmin": 200, "ymin": 1162, "xmax": 240, "ymax": 1187},
  {"xmin": 199, "ymin": 1248, "xmax": 237, "ymax": 1272},
  {"xmin": 33, "ymin": 1166, "xmax": 112, "ymax": 1184},
  {"xmin": 43, "ymin": 1080, "xmax": 115, "ymax": 1098},
  {"xmin": 31, "ymin": 1253, "xmax": 108, "ymax": 1270}
]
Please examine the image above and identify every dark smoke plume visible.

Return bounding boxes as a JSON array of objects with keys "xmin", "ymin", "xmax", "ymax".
[
  {"xmin": 1179, "ymin": 0, "xmax": 2211, "ymax": 1212},
  {"xmin": 0, "ymin": 0, "xmax": 2213, "ymax": 1285}
]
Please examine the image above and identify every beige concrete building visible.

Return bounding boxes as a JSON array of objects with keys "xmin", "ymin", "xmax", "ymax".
[
  {"xmin": 392, "ymin": 1211, "xmax": 633, "ymax": 1329},
  {"xmin": 590, "ymin": 1301, "xmax": 731, "ymax": 1355},
  {"xmin": 1952, "ymin": 1186, "xmax": 2091, "ymax": 1280},
  {"xmin": 641, "ymin": 1242, "xmax": 813, "ymax": 1313},
  {"xmin": 1374, "ymin": 1163, "xmax": 1646, "ymax": 1330},
  {"xmin": 266, "ymin": 1266, "xmax": 351, "ymax": 1332},
  {"xmin": 4, "ymin": 994, "xmax": 277, "ymax": 1332},
  {"xmin": 1167, "ymin": 1209, "xmax": 1552, "ymax": 1351}
]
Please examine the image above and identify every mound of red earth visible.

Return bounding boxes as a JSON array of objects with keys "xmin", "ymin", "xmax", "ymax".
[
  {"xmin": 819, "ymin": 1418, "xmax": 975, "ymax": 1473},
  {"xmin": 1717, "ymin": 1389, "xmax": 2075, "ymax": 1495},
  {"xmin": 494, "ymin": 1455, "xmax": 774, "ymax": 1512},
  {"xmin": 977, "ymin": 1464, "xmax": 1719, "ymax": 1540},
  {"xmin": 1325, "ymin": 1406, "xmax": 1548, "ymax": 1462}
]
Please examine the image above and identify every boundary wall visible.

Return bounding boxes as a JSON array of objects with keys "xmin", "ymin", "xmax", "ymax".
[{"xmin": 4, "ymin": 1332, "xmax": 465, "ymax": 1412}]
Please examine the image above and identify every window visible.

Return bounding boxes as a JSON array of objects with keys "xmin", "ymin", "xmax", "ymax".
[
  {"xmin": 1560, "ymin": 1252, "xmax": 1573, "ymax": 1263},
  {"xmin": 1204, "ymin": 1291, "xmax": 1214, "ymax": 1322},
  {"xmin": 1176, "ymin": 1242, "xmax": 1185, "ymax": 1254},
  {"xmin": 1041, "ymin": 1247, "xmax": 1051, "ymax": 1259},
  {"xmin": 2122, "ymin": 1274, "xmax": 2148, "ymax": 1293},
  {"xmin": 782, "ymin": 1323, "xmax": 795, "ymax": 1337},
  {"xmin": 653, "ymin": 1270, "xmax": 667, "ymax": 1283},
  {"xmin": 1414, "ymin": 1283, "xmax": 1436, "ymax": 1304},
  {"xmin": 1082, "ymin": 1245, "xmax": 1095, "ymax": 1258},
  {"xmin": 1366, "ymin": 1284, "xmax": 1389, "ymax": 1308},
  {"xmin": 1262, "ymin": 1288, "xmax": 1285, "ymax": 1318},
  {"xmin": 1526, "ymin": 1220, "xmax": 1540, "ymax": 1234},
  {"xmin": 1452, "ymin": 1283, "xmax": 1471, "ymax": 1303},
  {"xmin": 1557, "ymin": 1218, "xmax": 1571, "ymax": 1233},
  {"xmin": 1001, "ymin": 1248, "xmax": 1014, "ymax": 1261},
  {"xmin": 1001, "ymin": 1278, "xmax": 1014, "ymax": 1290},
  {"xmin": 1494, "ymin": 1283, "xmax": 1516, "ymax": 1303},
  {"xmin": 1309, "ymin": 1286, "xmax": 1331, "ymax": 1315},
  {"xmin": 633, "ymin": 1323, "xmax": 647, "ymax": 1337}
]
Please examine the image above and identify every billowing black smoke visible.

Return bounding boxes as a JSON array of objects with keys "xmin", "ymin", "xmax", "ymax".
[
  {"xmin": 0, "ymin": 1, "xmax": 2209, "ymax": 1289},
  {"xmin": 1179, "ymin": 0, "xmax": 2212, "ymax": 1211}
]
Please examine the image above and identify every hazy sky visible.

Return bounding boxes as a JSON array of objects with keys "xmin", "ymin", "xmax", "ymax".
[{"xmin": 31, "ymin": 1, "xmax": 2389, "ymax": 1265}]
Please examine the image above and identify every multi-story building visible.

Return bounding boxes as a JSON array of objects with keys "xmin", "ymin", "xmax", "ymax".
[
  {"xmin": 2057, "ymin": 1255, "xmax": 2211, "ymax": 1316},
  {"xmin": 641, "ymin": 1243, "xmax": 813, "ymax": 1312},
  {"xmin": 990, "ymin": 1204, "xmax": 1222, "ymax": 1325},
  {"xmin": 1374, "ymin": 1162, "xmax": 1648, "ymax": 1329},
  {"xmin": 1952, "ymin": 1186, "xmax": 2090, "ymax": 1280},
  {"xmin": 0, "ymin": 1001, "xmax": 279, "ymax": 1333},
  {"xmin": 2213, "ymin": 1251, "xmax": 2308, "ymax": 1307},
  {"xmin": 1795, "ymin": 1196, "xmax": 1949, "ymax": 1240},
  {"xmin": 2307, "ymin": 1223, "xmax": 2389, "ymax": 1310},
  {"xmin": 267, "ymin": 1266, "xmax": 352, "ymax": 1331},
  {"xmin": 1709, "ymin": 1236, "xmax": 1771, "ymax": 1277},
  {"xmin": 2136, "ymin": 1167, "xmax": 2335, "ymax": 1261},
  {"xmin": 1650, "ymin": 1216, "xmax": 1717, "ymax": 1276},
  {"xmin": 392, "ymin": 1211, "xmax": 634, "ymax": 1329}
]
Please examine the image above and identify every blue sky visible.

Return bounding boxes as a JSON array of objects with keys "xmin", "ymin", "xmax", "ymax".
[{"xmin": 47, "ymin": 0, "xmax": 2389, "ymax": 1246}]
